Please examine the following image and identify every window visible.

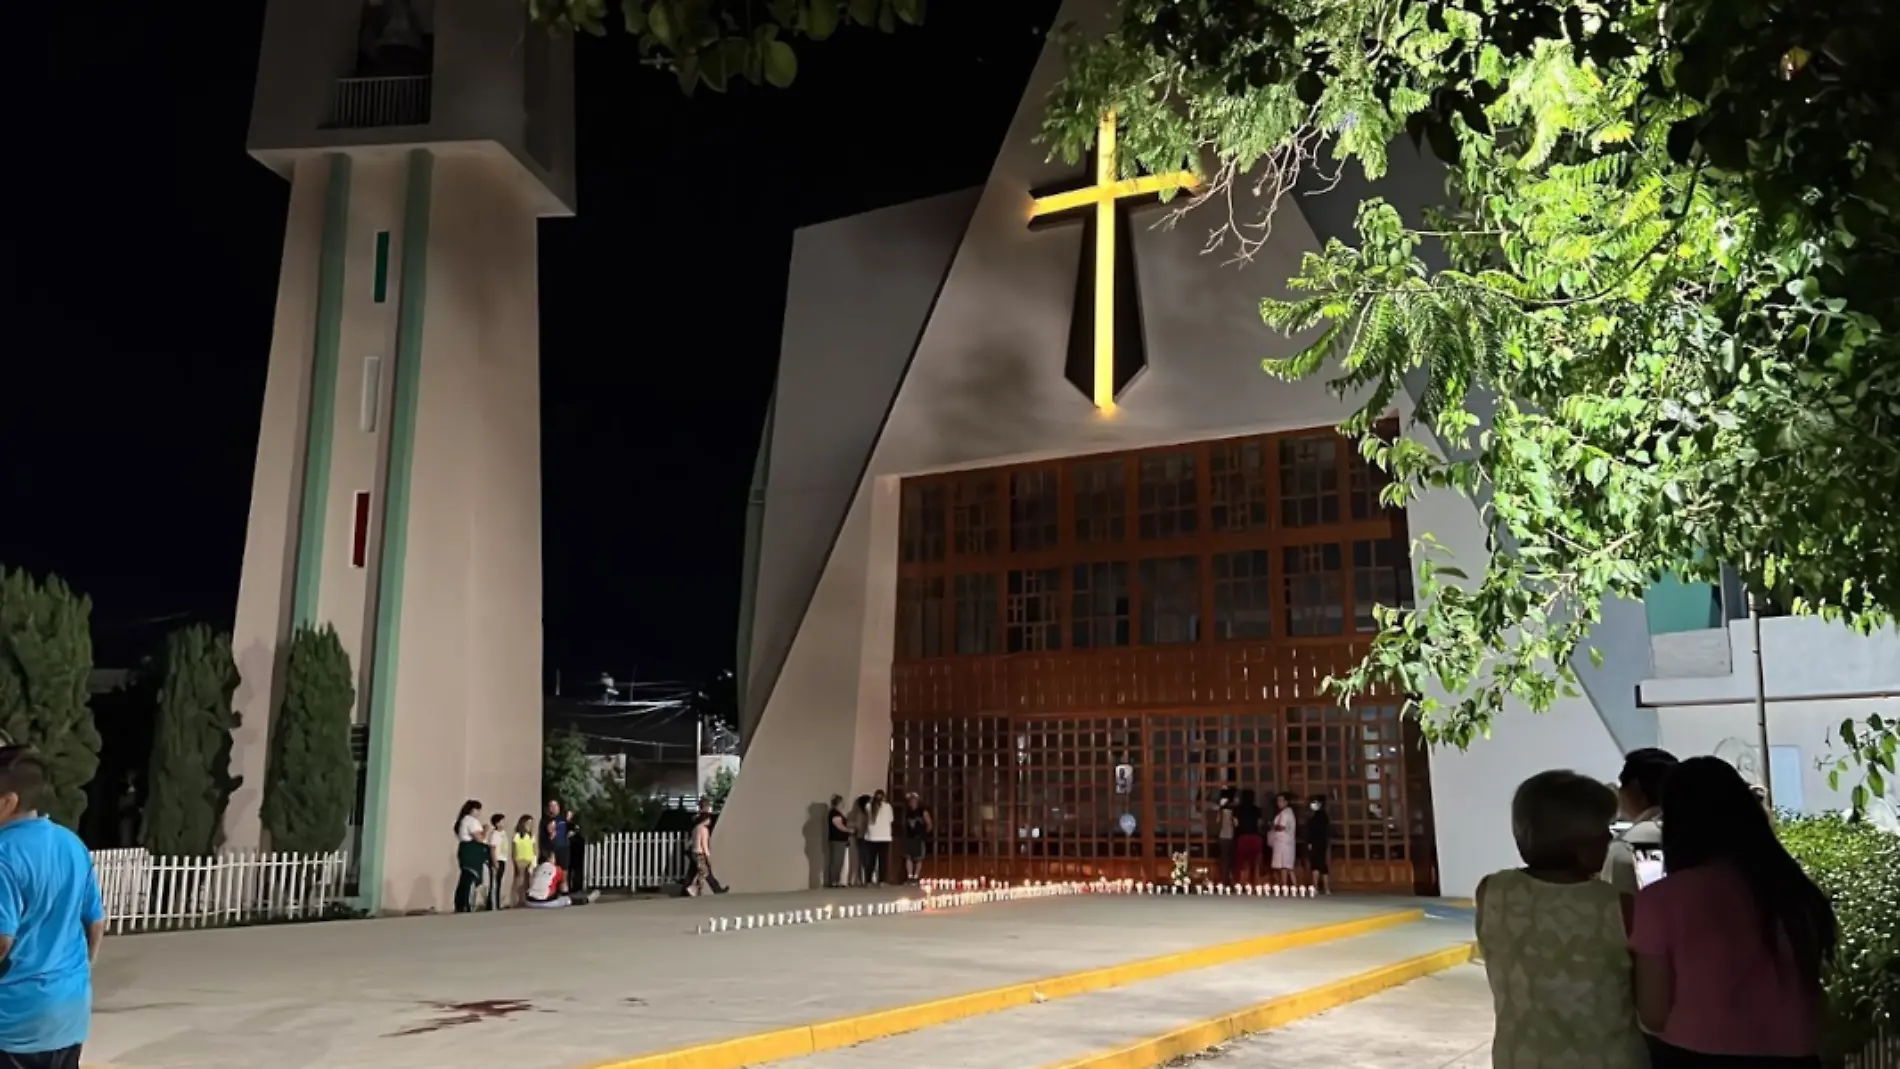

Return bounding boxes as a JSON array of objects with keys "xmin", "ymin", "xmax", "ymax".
[
  {"xmin": 1071, "ymin": 562, "xmax": 1130, "ymax": 649},
  {"xmin": 1011, "ymin": 469, "xmax": 1061, "ymax": 552},
  {"xmin": 1073, "ymin": 459, "xmax": 1126, "ymax": 543},
  {"xmin": 359, "ymin": 356, "xmax": 382, "ymax": 433},
  {"xmin": 372, "ymin": 231, "xmax": 391, "ymax": 303},
  {"xmin": 1138, "ymin": 452, "xmax": 1198, "ymax": 540},
  {"xmin": 900, "ymin": 483, "xmax": 947, "ymax": 564},
  {"xmin": 350, "ymin": 492, "xmax": 372, "ymax": 568},
  {"xmin": 1213, "ymin": 550, "xmax": 1273, "ymax": 639},
  {"xmin": 1284, "ymin": 544, "xmax": 1345, "ymax": 636},
  {"xmin": 954, "ymin": 574, "xmax": 999, "ymax": 654},
  {"xmin": 1279, "ymin": 436, "xmax": 1340, "ymax": 527},
  {"xmin": 1139, "ymin": 556, "xmax": 1201, "ymax": 644},
  {"xmin": 1353, "ymin": 539, "xmax": 1413, "ymax": 633},
  {"xmin": 952, "ymin": 476, "xmax": 1001, "ymax": 557},
  {"xmin": 897, "ymin": 576, "xmax": 947, "ymax": 658},
  {"xmin": 1209, "ymin": 440, "xmax": 1269, "ymax": 532},
  {"xmin": 1349, "ymin": 444, "xmax": 1393, "ymax": 520},
  {"xmin": 1006, "ymin": 568, "xmax": 1062, "ymax": 652}
]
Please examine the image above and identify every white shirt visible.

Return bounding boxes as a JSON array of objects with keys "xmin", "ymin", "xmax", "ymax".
[
  {"xmin": 527, "ymin": 861, "xmax": 562, "ymax": 902},
  {"xmin": 487, "ymin": 827, "xmax": 509, "ymax": 862},
  {"xmin": 866, "ymin": 803, "xmax": 894, "ymax": 842},
  {"xmin": 1601, "ymin": 809, "xmax": 1664, "ymax": 896},
  {"xmin": 457, "ymin": 814, "xmax": 486, "ymax": 843}
]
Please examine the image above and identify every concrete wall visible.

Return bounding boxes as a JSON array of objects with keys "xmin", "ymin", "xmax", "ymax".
[
  {"xmin": 1641, "ymin": 615, "xmax": 1900, "ymax": 819},
  {"xmin": 716, "ymin": 0, "xmax": 1637, "ymax": 895},
  {"xmin": 742, "ymin": 190, "xmax": 980, "ymax": 743},
  {"xmin": 374, "ymin": 152, "xmax": 544, "ymax": 913},
  {"xmin": 229, "ymin": 155, "xmax": 335, "ymax": 847},
  {"xmin": 1655, "ymin": 697, "xmax": 1900, "ymax": 816},
  {"xmin": 249, "ymin": 0, "xmax": 576, "ymax": 214},
  {"xmin": 227, "ymin": 149, "xmax": 543, "ymax": 914}
]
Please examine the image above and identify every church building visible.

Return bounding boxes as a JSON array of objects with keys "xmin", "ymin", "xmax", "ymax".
[{"xmin": 718, "ymin": 0, "xmax": 1894, "ymax": 897}]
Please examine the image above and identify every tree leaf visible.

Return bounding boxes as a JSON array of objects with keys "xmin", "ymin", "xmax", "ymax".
[
  {"xmin": 805, "ymin": 0, "xmax": 839, "ymax": 39},
  {"xmin": 764, "ymin": 39, "xmax": 798, "ymax": 87}
]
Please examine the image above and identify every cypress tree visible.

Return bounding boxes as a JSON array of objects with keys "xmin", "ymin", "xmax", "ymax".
[
  {"xmin": 143, "ymin": 625, "xmax": 242, "ymax": 855},
  {"xmin": 260, "ymin": 624, "xmax": 355, "ymax": 855},
  {"xmin": 0, "ymin": 568, "xmax": 102, "ymax": 828}
]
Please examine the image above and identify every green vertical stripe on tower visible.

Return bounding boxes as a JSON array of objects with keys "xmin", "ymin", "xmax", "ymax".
[
  {"xmin": 358, "ymin": 149, "xmax": 432, "ymax": 913},
  {"xmin": 291, "ymin": 153, "xmax": 353, "ymax": 628}
]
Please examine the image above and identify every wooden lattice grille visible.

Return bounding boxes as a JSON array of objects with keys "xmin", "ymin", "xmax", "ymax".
[{"xmin": 889, "ymin": 423, "xmax": 1436, "ymax": 892}]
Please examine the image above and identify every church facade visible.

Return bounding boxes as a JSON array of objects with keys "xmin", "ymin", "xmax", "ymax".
[{"xmin": 718, "ymin": 0, "xmax": 1668, "ymax": 898}]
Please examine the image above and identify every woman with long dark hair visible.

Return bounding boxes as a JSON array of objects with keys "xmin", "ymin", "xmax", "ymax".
[
  {"xmin": 452, "ymin": 799, "xmax": 488, "ymax": 913},
  {"xmin": 1629, "ymin": 757, "xmax": 1836, "ymax": 1067}
]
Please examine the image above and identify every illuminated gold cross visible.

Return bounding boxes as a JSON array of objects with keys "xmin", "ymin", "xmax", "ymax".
[{"xmin": 1029, "ymin": 112, "xmax": 1199, "ymax": 412}]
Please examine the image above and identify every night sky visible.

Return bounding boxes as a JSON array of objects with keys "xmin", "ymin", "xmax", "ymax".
[{"xmin": 5, "ymin": 2, "xmax": 1061, "ymax": 684}]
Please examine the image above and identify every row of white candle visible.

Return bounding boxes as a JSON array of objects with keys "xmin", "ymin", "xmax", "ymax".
[{"xmin": 696, "ymin": 878, "xmax": 1317, "ymax": 934}]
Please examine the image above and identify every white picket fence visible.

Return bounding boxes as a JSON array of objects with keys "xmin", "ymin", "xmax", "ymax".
[
  {"xmin": 584, "ymin": 831, "xmax": 689, "ymax": 890},
  {"xmin": 91, "ymin": 847, "xmax": 349, "ymax": 934}
]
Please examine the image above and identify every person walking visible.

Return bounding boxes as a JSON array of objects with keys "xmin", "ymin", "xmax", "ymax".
[
  {"xmin": 0, "ymin": 747, "xmax": 107, "ymax": 1069},
  {"xmin": 687, "ymin": 807, "xmax": 718, "ymax": 897},
  {"xmin": 863, "ymin": 790, "xmax": 893, "ymax": 886},
  {"xmin": 825, "ymin": 795, "xmax": 851, "ymax": 888},
  {"xmin": 453, "ymin": 799, "xmax": 487, "ymax": 913}
]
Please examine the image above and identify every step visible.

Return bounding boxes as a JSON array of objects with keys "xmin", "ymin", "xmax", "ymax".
[
  {"xmin": 772, "ymin": 918, "xmax": 1475, "ymax": 1069},
  {"xmin": 1178, "ymin": 963, "xmax": 1492, "ymax": 1068}
]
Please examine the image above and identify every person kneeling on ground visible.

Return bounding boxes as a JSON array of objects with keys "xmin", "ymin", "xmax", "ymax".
[{"xmin": 525, "ymin": 848, "xmax": 598, "ymax": 909}]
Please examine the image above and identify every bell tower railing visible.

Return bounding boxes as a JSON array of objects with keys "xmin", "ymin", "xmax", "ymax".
[{"xmin": 327, "ymin": 74, "xmax": 432, "ymax": 129}]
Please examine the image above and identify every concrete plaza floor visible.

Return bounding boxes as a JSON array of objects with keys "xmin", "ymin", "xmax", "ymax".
[
  {"xmin": 1187, "ymin": 963, "xmax": 1493, "ymax": 1067},
  {"xmin": 85, "ymin": 890, "xmax": 1469, "ymax": 1069}
]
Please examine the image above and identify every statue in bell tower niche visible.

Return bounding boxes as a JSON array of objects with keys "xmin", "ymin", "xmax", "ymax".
[{"xmin": 356, "ymin": 0, "xmax": 432, "ymax": 79}]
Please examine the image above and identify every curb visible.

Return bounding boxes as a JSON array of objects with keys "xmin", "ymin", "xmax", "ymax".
[
  {"xmin": 579, "ymin": 908, "xmax": 1425, "ymax": 1069},
  {"xmin": 1033, "ymin": 942, "xmax": 1478, "ymax": 1069}
]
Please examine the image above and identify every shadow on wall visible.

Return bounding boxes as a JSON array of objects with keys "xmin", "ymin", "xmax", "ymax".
[
  {"xmin": 805, "ymin": 803, "xmax": 827, "ymax": 890},
  {"xmin": 400, "ymin": 874, "xmax": 446, "ymax": 915}
]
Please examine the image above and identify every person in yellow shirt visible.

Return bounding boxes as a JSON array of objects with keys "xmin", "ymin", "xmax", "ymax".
[{"xmin": 511, "ymin": 815, "xmax": 537, "ymax": 907}]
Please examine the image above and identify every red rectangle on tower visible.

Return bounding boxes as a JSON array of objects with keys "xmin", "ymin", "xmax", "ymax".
[{"xmin": 351, "ymin": 492, "xmax": 371, "ymax": 568}]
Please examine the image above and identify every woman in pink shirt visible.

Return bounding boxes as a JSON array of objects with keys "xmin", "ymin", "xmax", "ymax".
[{"xmin": 1629, "ymin": 757, "xmax": 1837, "ymax": 1067}]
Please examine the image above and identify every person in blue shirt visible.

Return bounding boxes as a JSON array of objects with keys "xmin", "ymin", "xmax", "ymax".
[{"xmin": 0, "ymin": 746, "xmax": 106, "ymax": 1069}]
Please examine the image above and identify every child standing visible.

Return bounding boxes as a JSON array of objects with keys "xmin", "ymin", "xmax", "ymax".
[
  {"xmin": 511, "ymin": 815, "xmax": 537, "ymax": 907},
  {"xmin": 1477, "ymin": 770, "xmax": 1646, "ymax": 1069},
  {"xmin": 485, "ymin": 813, "xmax": 509, "ymax": 910}
]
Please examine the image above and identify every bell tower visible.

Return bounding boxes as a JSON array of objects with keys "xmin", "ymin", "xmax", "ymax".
[{"xmin": 228, "ymin": 0, "xmax": 574, "ymax": 913}]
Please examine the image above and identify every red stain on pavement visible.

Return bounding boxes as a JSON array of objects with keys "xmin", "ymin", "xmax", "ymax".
[{"xmin": 386, "ymin": 999, "xmax": 538, "ymax": 1037}]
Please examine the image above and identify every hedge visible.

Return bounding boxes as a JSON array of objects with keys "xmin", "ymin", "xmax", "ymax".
[{"xmin": 1780, "ymin": 814, "xmax": 1900, "ymax": 1059}]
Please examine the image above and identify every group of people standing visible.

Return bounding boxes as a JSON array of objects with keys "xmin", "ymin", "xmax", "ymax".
[
  {"xmin": 1216, "ymin": 790, "xmax": 1332, "ymax": 893},
  {"xmin": 453, "ymin": 798, "xmax": 594, "ymax": 912},
  {"xmin": 1479, "ymin": 749, "xmax": 1838, "ymax": 1068},
  {"xmin": 824, "ymin": 790, "xmax": 932, "ymax": 887}
]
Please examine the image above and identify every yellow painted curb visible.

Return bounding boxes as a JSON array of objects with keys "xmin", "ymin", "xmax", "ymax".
[
  {"xmin": 579, "ymin": 907, "xmax": 1424, "ymax": 1069},
  {"xmin": 1034, "ymin": 941, "xmax": 1478, "ymax": 1069}
]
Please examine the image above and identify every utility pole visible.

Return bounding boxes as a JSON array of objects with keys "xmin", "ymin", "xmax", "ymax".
[{"xmin": 1749, "ymin": 589, "xmax": 1774, "ymax": 807}]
